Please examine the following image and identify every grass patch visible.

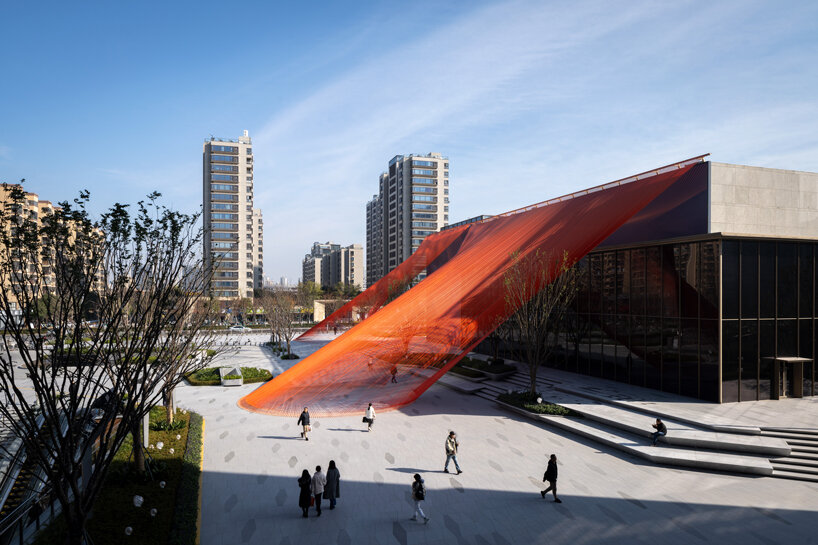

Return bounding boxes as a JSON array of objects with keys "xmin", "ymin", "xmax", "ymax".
[
  {"xmin": 279, "ymin": 353, "xmax": 300, "ymax": 360},
  {"xmin": 185, "ymin": 366, "xmax": 272, "ymax": 386},
  {"xmin": 497, "ymin": 390, "xmax": 578, "ymax": 416},
  {"xmin": 167, "ymin": 412, "xmax": 203, "ymax": 545},
  {"xmin": 35, "ymin": 407, "xmax": 199, "ymax": 544}
]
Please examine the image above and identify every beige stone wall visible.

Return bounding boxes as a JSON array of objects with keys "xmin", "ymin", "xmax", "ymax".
[{"xmin": 710, "ymin": 162, "xmax": 818, "ymax": 238}]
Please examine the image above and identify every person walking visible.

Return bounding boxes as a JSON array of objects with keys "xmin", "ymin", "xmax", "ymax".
[
  {"xmin": 540, "ymin": 454, "xmax": 562, "ymax": 503},
  {"xmin": 297, "ymin": 469, "xmax": 312, "ymax": 518},
  {"xmin": 297, "ymin": 407, "xmax": 311, "ymax": 440},
  {"xmin": 390, "ymin": 365, "xmax": 398, "ymax": 383},
  {"xmin": 410, "ymin": 473, "xmax": 430, "ymax": 524},
  {"xmin": 444, "ymin": 431, "xmax": 462, "ymax": 474},
  {"xmin": 311, "ymin": 465, "xmax": 327, "ymax": 516},
  {"xmin": 651, "ymin": 418, "xmax": 667, "ymax": 446},
  {"xmin": 324, "ymin": 460, "xmax": 340, "ymax": 510},
  {"xmin": 364, "ymin": 403, "xmax": 376, "ymax": 432}
]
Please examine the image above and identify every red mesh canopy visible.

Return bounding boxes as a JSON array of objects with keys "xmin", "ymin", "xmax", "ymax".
[{"xmin": 239, "ymin": 160, "xmax": 702, "ymax": 417}]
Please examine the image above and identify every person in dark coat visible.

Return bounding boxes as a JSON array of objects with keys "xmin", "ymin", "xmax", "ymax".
[
  {"xmin": 298, "ymin": 469, "xmax": 312, "ymax": 518},
  {"xmin": 540, "ymin": 454, "xmax": 561, "ymax": 503},
  {"xmin": 297, "ymin": 407, "xmax": 311, "ymax": 440},
  {"xmin": 651, "ymin": 418, "xmax": 667, "ymax": 446},
  {"xmin": 324, "ymin": 460, "xmax": 341, "ymax": 509}
]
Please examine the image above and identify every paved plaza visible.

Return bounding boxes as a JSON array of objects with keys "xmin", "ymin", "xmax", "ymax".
[{"xmin": 175, "ymin": 337, "xmax": 818, "ymax": 545}]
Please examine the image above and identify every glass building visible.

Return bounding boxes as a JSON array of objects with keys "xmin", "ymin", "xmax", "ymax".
[{"xmin": 539, "ymin": 160, "xmax": 818, "ymax": 402}]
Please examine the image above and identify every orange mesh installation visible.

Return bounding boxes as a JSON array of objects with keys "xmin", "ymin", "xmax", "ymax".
[{"xmin": 240, "ymin": 162, "xmax": 701, "ymax": 417}]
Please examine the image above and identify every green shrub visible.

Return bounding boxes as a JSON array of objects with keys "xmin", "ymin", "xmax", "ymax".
[
  {"xmin": 497, "ymin": 390, "xmax": 577, "ymax": 416},
  {"xmin": 185, "ymin": 366, "xmax": 272, "ymax": 386},
  {"xmin": 241, "ymin": 367, "xmax": 273, "ymax": 384},
  {"xmin": 280, "ymin": 353, "xmax": 300, "ymax": 360},
  {"xmin": 152, "ymin": 418, "xmax": 187, "ymax": 431},
  {"xmin": 222, "ymin": 374, "xmax": 242, "ymax": 380},
  {"xmin": 167, "ymin": 411, "xmax": 203, "ymax": 545}
]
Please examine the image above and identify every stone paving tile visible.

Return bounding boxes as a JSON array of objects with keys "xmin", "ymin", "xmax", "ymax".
[{"xmin": 175, "ymin": 339, "xmax": 818, "ymax": 545}]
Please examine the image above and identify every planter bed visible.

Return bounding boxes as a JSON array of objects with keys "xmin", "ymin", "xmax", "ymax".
[{"xmin": 448, "ymin": 366, "xmax": 488, "ymax": 382}]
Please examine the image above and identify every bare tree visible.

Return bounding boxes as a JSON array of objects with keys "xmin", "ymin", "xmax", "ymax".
[
  {"xmin": 260, "ymin": 289, "xmax": 300, "ymax": 359},
  {"xmin": 0, "ymin": 184, "xmax": 217, "ymax": 545},
  {"xmin": 503, "ymin": 250, "xmax": 580, "ymax": 394}
]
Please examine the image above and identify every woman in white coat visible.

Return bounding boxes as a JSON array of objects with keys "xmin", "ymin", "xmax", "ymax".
[{"xmin": 364, "ymin": 403, "xmax": 376, "ymax": 432}]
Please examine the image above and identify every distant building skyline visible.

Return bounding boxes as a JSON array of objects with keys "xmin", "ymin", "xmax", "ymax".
[
  {"xmin": 366, "ymin": 153, "xmax": 449, "ymax": 286},
  {"xmin": 302, "ymin": 241, "xmax": 363, "ymax": 289}
]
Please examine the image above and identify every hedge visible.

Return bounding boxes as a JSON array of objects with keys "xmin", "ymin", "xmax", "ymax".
[
  {"xmin": 497, "ymin": 391, "xmax": 577, "ymax": 416},
  {"xmin": 458, "ymin": 356, "xmax": 517, "ymax": 374},
  {"xmin": 448, "ymin": 366, "xmax": 483, "ymax": 379},
  {"xmin": 185, "ymin": 367, "xmax": 272, "ymax": 386},
  {"xmin": 168, "ymin": 411, "xmax": 203, "ymax": 545}
]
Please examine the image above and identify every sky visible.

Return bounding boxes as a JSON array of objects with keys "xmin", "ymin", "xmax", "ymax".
[{"xmin": 1, "ymin": 0, "xmax": 817, "ymax": 283}]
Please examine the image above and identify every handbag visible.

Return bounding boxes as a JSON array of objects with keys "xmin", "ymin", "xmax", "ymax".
[
  {"xmin": 310, "ymin": 496, "xmax": 315, "ymax": 507},
  {"xmin": 362, "ymin": 416, "xmax": 369, "ymax": 423},
  {"xmin": 306, "ymin": 425, "xmax": 311, "ymax": 432}
]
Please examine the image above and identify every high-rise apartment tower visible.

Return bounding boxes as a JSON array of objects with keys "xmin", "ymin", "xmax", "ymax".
[
  {"xmin": 365, "ymin": 153, "xmax": 449, "ymax": 286},
  {"xmin": 203, "ymin": 130, "xmax": 262, "ymax": 299}
]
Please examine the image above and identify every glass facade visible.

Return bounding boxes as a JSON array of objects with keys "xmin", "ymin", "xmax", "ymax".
[{"xmin": 553, "ymin": 237, "xmax": 817, "ymax": 403}]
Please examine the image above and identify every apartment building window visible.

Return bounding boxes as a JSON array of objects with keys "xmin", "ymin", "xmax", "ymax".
[
  {"xmin": 211, "ymin": 154, "xmax": 238, "ymax": 163},
  {"xmin": 413, "ymin": 186, "xmax": 435, "ymax": 194},
  {"xmin": 211, "ymin": 222, "xmax": 237, "ymax": 230},
  {"xmin": 212, "ymin": 203, "xmax": 238, "ymax": 210},
  {"xmin": 412, "ymin": 160, "xmax": 435, "ymax": 168},
  {"xmin": 412, "ymin": 169, "xmax": 436, "ymax": 176},
  {"xmin": 212, "ymin": 213, "xmax": 238, "ymax": 220},
  {"xmin": 212, "ymin": 194, "xmax": 238, "ymax": 202},
  {"xmin": 246, "ymin": 148, "xmax": 252, "ymax": 154},
  {"xmin": 212, "ymin": 232, "xmax": 238, "ymax": 239},
  {"xmin": 211, "ymin": 174, "xmax": 238, "ymax": 182},
  {"xmin": 211, "ymin": 145, "xmax": 238, "ymax": 153},
  {"xmin": 211, "ymin": 164, "xmax": 238, "ymax": 173}
]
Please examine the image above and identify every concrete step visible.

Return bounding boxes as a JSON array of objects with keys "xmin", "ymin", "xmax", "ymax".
[
  {"xmin": 771, "ymin": 462, "xmax": 818, "ymax": 476},
  {"xmin": 495, "ymin": 399, "xmax": 773, "ymax": 476},
  {"xmin": 769, "ymin": 457, "xmax": 818, "ymax": 468},
  {"xmin": 786, "ymin": 438, "xmax": 818, "ymax": 448},
  {"xmin": 791, "ymin": 445, "xmax": 818, "ymax": 455},
  {"xmin": 495, "ymin": 375, "xmax": 790, "ymax": 456},
  {"xmin": 761, "ymin": 427, "xmax": 818, "ymax": 436},
  {"xmin": 784, "ymin": 451, "xmax": 818, "ymax": 461},
  {"xmin": 771, "ymin": 469, "xmax": 818, "ymax": 483}
]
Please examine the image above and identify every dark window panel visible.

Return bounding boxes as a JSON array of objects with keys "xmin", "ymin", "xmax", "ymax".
[
  {"xmin": 740, "ymin": 321, "xmax": 758, "ymax": 401},
  {"xmin": 602, "ymin": 314, "xmax": 617, "ymax": 380},
  {"xmin": 778, "ymin": 319, "xmax": 797, "ymax": 356},
  {"xmin": 700, "ymin": 241, "xmax": 720, "ymax": 320},
  {"xmin": 590, "ymin": 255, "xmax": 603, "ymax": 315},
  {"xmin": 801, "ymin": 319, "xmax": 813, "ymax": 396},
  {"xmin": 740, "ymin": 241, "xmax": 758, "ymax": 319},
  {"xmin": 722, "ymin": 320, "xmax": 740, "ymax": 402},
  {"xmin": 615, "ymin": 315, "xmax": 630, "ymax": 383},
  {"xmin": 799, "ymin": 244, "xmax": 813, "ymax": 318},
  {"xmin": 616, "ymin": 251, "xmax": 630, "ymax": 315},
  {"xmin": 630, "ymin": 316, "xmax": 646, "ymax": 387},
  {"xmin": 722, "ymin": 241, "xmax": 740, "ymax": 319},
  {"xmin": 589, "ymin": 320, "xmax": 604, "ymax": 378},
  {"xmin": 663, "ymin": 246, "xmax": 680, "ymax": 318},
  {"xmin": 759, "ymin": 320, "xmax": 776, "ymax": 400},
  {"xmin": 603, "ymin": 252, "xmax": 617, "ymax": 315},
  {"xmin": 778, "ymin": 243, "xmax": 797, "ymax": 318},
  {"xmin": 759, "ymin": 242, "xmax": 776, "ymax": 318},
  {"xmin": 662, "ymin": 318, "xmax": 680, "ymax": 394},
  {"xmin": 645, "ymin": 316, "xmax": 662, "ymax": 389},
  {"xmin": 576, "ymin": 257, "xmax": 590, "ymax": 314},
  {"xmin": 680, "ymin": 243, "xmax": 700, "ymax": 319},
  {"xmin": 631, "ymin": 248, "xmax": 646, "ymax": 315},
  {"xmin": 700, "ymin": 319, "xmax": 720, "ymax": 401},
  {"xmin": 646, "ymin": 247, "xmax": 662, "ymax": 317},
  {"xmin": 679, "ymin": 318, "xmax": 699, "ymax": 398}
]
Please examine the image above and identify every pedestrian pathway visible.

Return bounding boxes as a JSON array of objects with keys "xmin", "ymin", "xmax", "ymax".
[{"xmin": 174, "ymin": 339, "xmax": 818, "ymax": 545}]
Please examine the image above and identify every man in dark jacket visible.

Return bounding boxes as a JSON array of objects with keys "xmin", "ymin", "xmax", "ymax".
[
  {"xmin": 297, "ymin": 407, "xmax": 311, "ymax": 441},
  {"xmin": 651, "ymin": 418, "xmax": 667, "ymax": 446},
  {"xmin": 540, "ymin": 454, "xmax": 561, "ymax": 503}
]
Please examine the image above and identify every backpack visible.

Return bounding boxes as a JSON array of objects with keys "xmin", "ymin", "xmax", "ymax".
[{"xmin": 414, "ymin": 481, "xmax": 426, "ymax": 501}]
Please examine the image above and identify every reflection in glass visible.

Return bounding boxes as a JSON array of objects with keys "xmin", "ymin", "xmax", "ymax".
[
  {"xmin": 799, "ymin": 244, "xmax": 813, "ymax": 318},
  {"xmin": 741, "ymin": 241, "xmax": 758, "ymax": 319},
  {"xmin": 646, "ymin": 248, "xmax": 662, "ymax": 317},
  {"xmin": 759, "ymin": 320, "xmax": 775, "ymax": 400},
  {"xmin": 631, "ymin": 249, "xmax": 646, "ymax": 315},
  {"xmin": 800, "ymin": 320, "xmax": 813, "ymax": 396},
  {"xmin": 759, "ymin": 243, "xmax": 776, "ymax": 318},
  {"xmin": 740, "ymin": 321, "xmax": 758, "ymax": 401},
  {"xmin": 700, "ymin": 241, "xmax": 719, "ymax": 320},
  {"xmin": 663, "ymin": 246, "xmax": 680, "ymax": 318},
  {"xmin": 680, "ymin": 318, "xmax": 699, "ymax": 398},
  {"xmin": 723, "ymin": 241, "xmax": 739, "ymax": 319},
  {"xmin": 645, "ymin": 316, "xmax": 662, "ymax": 390},
  {"xmin": 662, "ymin": 318, "xmax": 680, "ymax": 394},
  {"xmin": 679, "ymin": 243, "xmax": 699, "ymax": 318},
  {"xmin": 630, "ymin": 316, "xmax": 646, "ymax": 387},
  {"xmin": 722, "ymin": 321, "xmax": 739, "ymax": 402},
  {"xmin": 700, "ymin": 319, "xmax": 719, "ymax": 402},
  {"xmin": 778, "ymin": 243, "xmax": 797, "ymax": 317}
]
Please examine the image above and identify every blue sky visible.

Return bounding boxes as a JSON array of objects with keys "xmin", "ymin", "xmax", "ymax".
[{"xmin": 1, "ymin": 0, "xmax": 817, "ymax": 282}]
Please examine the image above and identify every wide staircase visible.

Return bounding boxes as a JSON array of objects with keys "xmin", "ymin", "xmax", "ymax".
[
  {"xmin": 456, "ymin": 357, "xmax": 817, "ymax": 483},
  {"xmin": 763, "ymin": 428, "xmax": 818, "ymax": 482}
]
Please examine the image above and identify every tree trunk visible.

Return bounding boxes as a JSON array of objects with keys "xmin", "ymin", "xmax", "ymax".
[
  {"xmin": 529, "ymin": 361, "xmax": 538, "ymax": 395},
  {"xmin": 132, "ymin": 420, "xmax": 145, "ymax": 474},
  {"xmin": 66, "ymin": 502, "xmax": 87, "ymax": 545},
  {"xmin": 165, "ymin": 388, "xmax": 174, "ymax": 425}
]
